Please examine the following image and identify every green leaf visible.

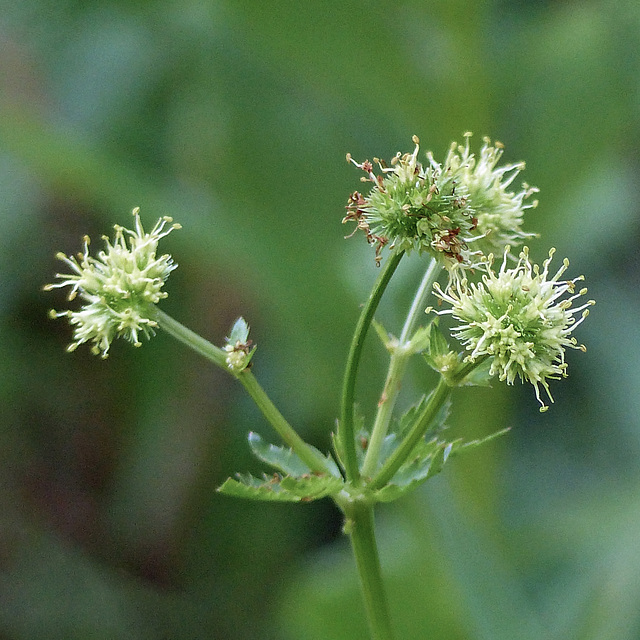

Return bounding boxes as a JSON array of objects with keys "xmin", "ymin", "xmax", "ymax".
[
  {"xmin": 393, "ymin": 393, "xmax": 451, "ymax": 440},
  {"xmin": 248, "ymin": 432, "xmax": 312, "ymax": 476},
  {"xmin": 371, "ymin": 427, "xmax": 510, "ymax": 503},
  {"xmin": 218, "ymin": 470, "xmax": 344, "ymax": 503},
  {"xmin": 372, "ymin": 438, "xmax": 452, "ymax": 502},
  {"xmin": 248, "ymin": 432, "xmax": 341, "ymax": 478},
  {"xmin": 217, "ymin": 473, "xmax": 302, "ymax": 502},
  {"xmin": 280, "ymin": 474, "xmax": 344, "ymax": 500}
]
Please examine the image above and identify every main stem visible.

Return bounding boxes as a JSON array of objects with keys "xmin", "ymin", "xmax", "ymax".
[
  {"xmin": 340, "ymin": 250, "xmax": 404, "ymax": 482},
  {"xmin": 344, "ymin": 500, "xmax": 395, "ymax": 640},
  {"xmin": 155, "ymin": 309, "xmax": 332, "ymax": 475}
]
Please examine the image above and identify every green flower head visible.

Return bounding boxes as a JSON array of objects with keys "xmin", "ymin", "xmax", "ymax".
[
  {"xmin": 433, "ymin": 247, "xmax": 595, "ymax": 410},
  {"xmin": 439, "ymin": 134, "xmax": 538, "ymax": 257},
  {"xmin": 343, "ymin": 134, "xmax": 537, "ymax": 271},
  {"xmin": 45, "ymin": 208, "xmax": 181, "ymax": 358}
]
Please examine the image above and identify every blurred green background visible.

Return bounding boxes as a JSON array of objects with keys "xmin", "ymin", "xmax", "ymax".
[{"xmin": 1, "ymin": 1, "xmax": 639, "ymax": 638}]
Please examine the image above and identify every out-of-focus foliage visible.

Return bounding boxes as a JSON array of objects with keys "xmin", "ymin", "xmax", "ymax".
[{"xmin": 1, "ymin": 1, "xmax": 639, "ymax": 638}]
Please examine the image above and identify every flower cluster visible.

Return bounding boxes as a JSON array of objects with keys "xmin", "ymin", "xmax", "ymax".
[
  {"xmin": 45, "ymin": 208, "xmax": 180, "ymax": 358},
  {"xmin": 343, "ymin": 134, "xmax": 537, "ymax": 270},
  {"xmin": 432, "ymin": 247, "xmax": 595, "ymax": 410}
]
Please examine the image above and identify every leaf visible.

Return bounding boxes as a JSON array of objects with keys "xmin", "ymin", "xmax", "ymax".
[
  {"xmin": 372, "ymin": 438, "xmax": 451, "ymax": 502},
  {"xmin": 248, "ymin": 431, "xmax": 341, "ymax": 478},
  {"xmin": 372, "ymin": 427, "xmax": 510, "ymax": 503},
  {"xmin": 393, "ymin": 392, "xmax": 451, "ymax": 440},
  {"xmin": 280, "ymin": 474, "xmax": 344, "ymax": 500},
  {"xmin": 248, "ymin": 432, "xmax": 311, "ymax": 476},
  {"xmin": 217, "ymin": 473, "xmax": 302, "ymax": 502},
  {"xmin": 217, "ymin": 471, "xmax": 344, "ymax": 503}
]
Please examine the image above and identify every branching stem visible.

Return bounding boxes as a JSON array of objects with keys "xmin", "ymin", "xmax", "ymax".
[
  {"xmin": 360, "ymin": 259, "xmax": 442, "ymax": 478},
  {"xmin": 156, "ymin": 309, "xmax": 332, "ymax": 475},
  {"xmin": 340, "ymin": 250, "xmax": 404, "ymax": 482}
]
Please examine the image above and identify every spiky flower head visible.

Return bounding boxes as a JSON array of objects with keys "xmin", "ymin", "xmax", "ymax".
[
  {"xmin": 343, "ymin": 134, "xmax": 537, "ymax": 271},
  {"xmin": 45, "ymin": 208, "xmax": 181, "ymax": 358},
  {"xmin": 439, "ymin": 134, "xmax": 538, "ymax": 257},
  {"xmin": 432, "ymin": 247, "xmax": 595, "ymax": 410}
]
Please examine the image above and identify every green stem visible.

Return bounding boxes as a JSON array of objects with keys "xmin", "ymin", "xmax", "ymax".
[
  {"xmin": 340, "ymin": 250, "xmax": 404, "ymax": 482},
  {"xmin": 155, "ymin": 309, "xmax": 331, "ymax": 475},
  {"xmin": 237, "ymin": 370, "xmax": 332, "ymax": 474},
  {"xmin": 360, "ymin": 259, "xmax": 442, "ymax": 478},
  {"xmin": 155, "ymin": 307, "xmax": 228, "ymax": 368},
  {"xmin": 368, "ymin": 376, "xmax": 450, "ymax": 492},
  {"xmin": 343, "ymin": 500, "xmax": 395, "ymax": 640},
  {"xmin": 398, "ymin": 258, "xmax": 441, "ymax": 344},
  {"xmin": 360, "ymin": 348, "xmax": 409, "ymax": 478}
]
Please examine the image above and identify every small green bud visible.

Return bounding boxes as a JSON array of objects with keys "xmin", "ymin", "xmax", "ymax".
[
  {"xmin": 420, "ymin": 321, "xmax": 459, "ymax": 379},
  {"xmin": 224, "ymin": 317, "xmax": 256, "ymax": 373}
]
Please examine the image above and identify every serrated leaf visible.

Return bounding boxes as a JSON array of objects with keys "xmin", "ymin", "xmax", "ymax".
[
  {"xmin": 218, "ymin": 470, "xmax": 344, "ymax": 503},
  {"xmin": 217, "ymin": 473, "xmax": 302, "ymax": 502},
  {"xmin": 372, "ymin": 428, "xmax": 510, "ymax": 503},
  {"xmin": 280, "ymin": 474, "xmax": 344, "ymax": 500},
  {"xmin": 248, "ymin": 432, "xmax": 312, "ymax": 476},
  {"xmin": 393, "ymin": 392, "xmax": 451, "ymax": 440},
  {"xmin": 372, "ymin": 438, "xmax": 452, "ymax": 502},
  {"xmin": 249, "ymin": 432, "xmax": 341, "ymax": 479}
]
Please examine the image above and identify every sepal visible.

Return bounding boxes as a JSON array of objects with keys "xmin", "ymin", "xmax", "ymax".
[
  {"xmin": 455, "ymin": 357, "xmax": 493, "ymax": 387},
  {"xmin": 405, "ymin": 323, "xmax": 435, "ymax": 355},
  {"xmin": 228, "ymin": 317, "xmax": 250, "ymax": 344}
]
